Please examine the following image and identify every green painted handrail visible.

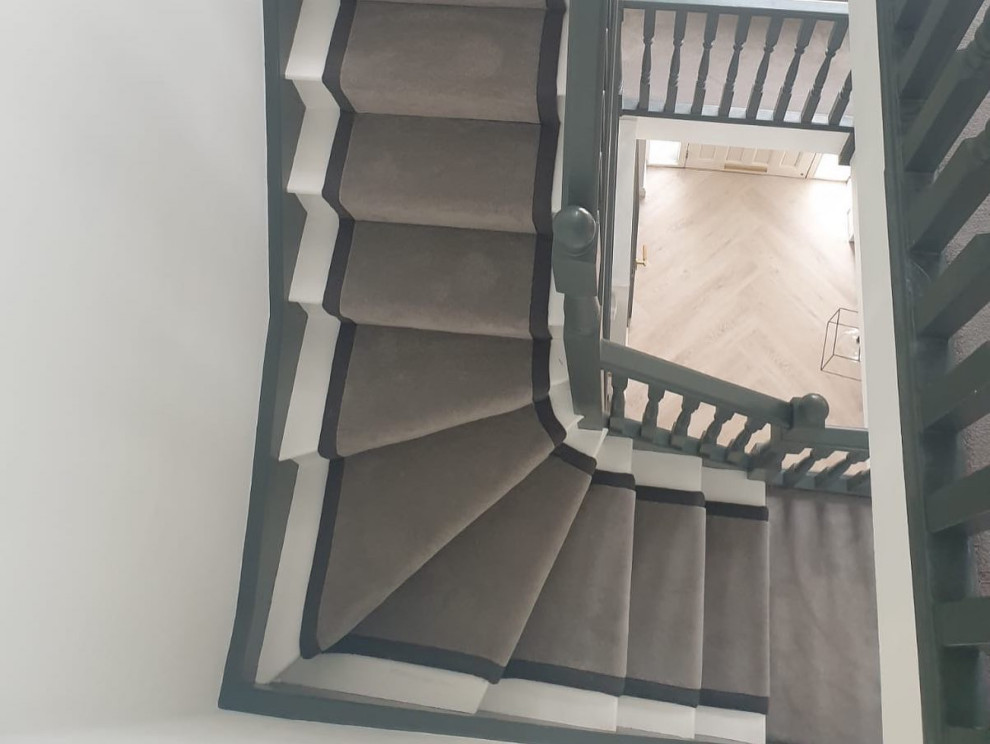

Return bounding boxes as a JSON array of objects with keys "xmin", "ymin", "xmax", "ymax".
[
  {"xmin": 601, "ymin": 340, "xmax": 871, "ymax": 495},
  {"xmin": 601, "ymin": 340, "xmax": 792, "ymax": 425}
]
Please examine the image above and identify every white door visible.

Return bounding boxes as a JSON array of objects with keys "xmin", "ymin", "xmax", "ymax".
[{"xmin": 683, "ymin": 144, "xmax": 817, "ymax": 178}]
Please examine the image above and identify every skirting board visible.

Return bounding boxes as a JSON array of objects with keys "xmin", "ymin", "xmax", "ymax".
[
  {"xmin": 256, "ymin": 455, "xmax": 329, "ymax": 684},
  {"xmin": 618, "ymin": 696, "xmax": 695, "ymax": 740},
  {"xmin": 695, "ymin": 706, "xmax": 766, "ymax": 744},
  {"xmin": 479, "ymin": 678, "xmax": 619, "ymax": 732},
  {"xmin": 277, "ymin": 653, "xmax": 489, "ymax": 714}
]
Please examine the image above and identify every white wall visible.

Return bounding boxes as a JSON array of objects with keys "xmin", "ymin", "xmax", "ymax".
[
  {"xmin": 0, "ymin": 1, "xmax": 268, "ymax": 737},
  {"xmin": 5, "ymin": 712, "xmax": 489, "ymax": 744}
]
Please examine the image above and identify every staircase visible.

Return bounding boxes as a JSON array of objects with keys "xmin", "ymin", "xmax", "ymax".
[{"xmin": 262, "ymin": 0, "xmax": 774, "ymax": 741}]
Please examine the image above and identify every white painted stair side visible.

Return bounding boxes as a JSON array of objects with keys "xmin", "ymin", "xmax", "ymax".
[
  {"xmin": 701, "ymin": 465, "xmax": 767, "ymax": 507},
  {"xmin": 278, "ymin": 653, "xmax": 490, "ymax": 714},
  {"xmin": 286, "ymin": 0, "xmax": 340, "ymax": 111},
  {"xmin": 277, "ymin": 0, "xmax": 343, "ymax": 463},
  {"xmin": 631, "ymin": 447, "xmax": 703, "ymax": 491},
  {"xmin": 480, "ymin": 679, "xmax": 620, "ymax": 732},
  {"xmin": 617, "ymin": 696, "xmax": 696, "ymax": 740}
]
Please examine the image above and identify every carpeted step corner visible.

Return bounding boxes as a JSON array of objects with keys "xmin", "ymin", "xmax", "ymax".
[
  {"xmin": 501, "ymin": 469, "xmax": 637, "ymax": 696},
  {"xmin": 320, "ymin": 324, "xmax": 551, "ymax": 458},
  {"xmin": 325, "ymin": 221, "xmax": 551, "ymax": 340},
  {"xmin": 327, "ymin": 445, "xmax": 597, "ymax": 680},
  {"xmin": 336, "ymin": 1, "xmax": 558, "ymax": 124},
  {"xmin": 301, "ymin": 403, "xmax": 564, "ymax": 655}
]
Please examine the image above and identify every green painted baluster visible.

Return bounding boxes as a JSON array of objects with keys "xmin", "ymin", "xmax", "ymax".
[
  {"xmin": 774, "ymin": 18, "xmax": 817, "ymax": 122},
  {"xmin": 699, "ymin": 407, "xmax": 733, "ymax": 456},
  {"xmin": 664, "ymin": 11, "xmax": 688, "ymax": 114},
  {"xmin": 782, "ymin": 447, "xmax": 833, "ymax": 488},
  {"xmin": 610, "ymin": 374, "xmax": 628, "ymax": 422},
  {"xmin": 640, "ymin": 385, "xmax": 665, "ymax": 440},
  {"xmin": 828, "ymin": 72, "xmax": 853, "ymax": 126},
  {"xmin": 638, "ymin": 9, "xmax": 657, "ymax": 111},
  {"xmin": 802, "ymin": 18, "xmax": 848, "ymax": 123},
  {"xmin": 814, "ymin": 451, "xmax": 868, "ymax": 489},
  {"xmin": 746, "ymin": 17, "xmax": 784, "ymax": 120},
  {"xmin": 726, "ymin": 416, "xmax": 766, "ymax": 463},
  {"xmin": 670, "ymin": 396, "xmax": 701, "ymax": 449},
  {"xmin": 692, "ymin": 12, "xmax": 720, "ymax": 115},
  {"xmin": 719, "ymin": 14, "xmax": 751, "ymax": 117},
  {"xmin": 748, "ymin": 440, "xmax": 789, "ymax": 483}
]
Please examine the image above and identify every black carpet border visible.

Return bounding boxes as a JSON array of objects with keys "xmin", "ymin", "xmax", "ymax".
[
  {"xmin": 700, "ymin": 688, "xmax": 770, "ymax": 715},
  {"xmin": 317, "ymin": 322, "xmax": 356, "ymax": 460},
  {"xmin": 321, "ymin": 0, "xmax": 356, "ymax": 112},
  {"xmin": 624, "ymin": 677, "xmax": 701, "ymax": 708},
  {"xmin": 529, "ymin": 234, "xmax": 553, "ymax": 340},
  {"xmin": 300, "ymin": 458, "xmax": 346, "ymax": 658},
  {"xmin": 330, "ymin": 635, "xmax": 504, "ymax": 684},
  {"xmin": 636, "ymin": 485, "xmax": 706, "ymax": 508},
  {"xmin": 591, "ymin": 470, "xmax": 637, "ymax": 490},
  {"xmin": 706, "ymin": 501, "xmax": 770, "ymax": 522},
  {"xmin": 502, "ymin": 659, "xmax": 626, "ymax": 697},
  {"xmin": 322, "ymin": 219, "xmax": 355, "ymax": 320},
  {"xmin": 551, "ymin": 444, "xmax": 597, "ymax": 475}
]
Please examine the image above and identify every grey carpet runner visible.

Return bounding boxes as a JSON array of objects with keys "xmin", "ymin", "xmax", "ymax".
[
  {"xmin": 299, "ymin": 1, "xmax": 788, "ymax": 740},
  {"xmin": 626, "ymin": 486, "xmax": 707, "ymax": 708},
  {"xmin": 303, "ymin": 0, "xmax": 565, "ymax": 656},
  {"xmin": 701, "ymin": 503, "xmax": 771, "ymax": 717}
]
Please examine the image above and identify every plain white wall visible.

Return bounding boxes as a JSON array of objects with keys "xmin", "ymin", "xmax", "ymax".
[
  {"xmin": 5, "ymin": 712, "xmax": 491, "ymax": 744},
  {"xmin": 0, "ymin": 1, "xmax": 268, "ymax": 737}
]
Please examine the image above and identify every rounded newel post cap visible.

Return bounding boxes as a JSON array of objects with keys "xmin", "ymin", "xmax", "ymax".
[
  {"xmin": 793, "ymin": 393, "xmax": 830, "ymax": 428},
  {"xmin": 553, "ymin": 206, "xmax": 598, "ymax": 256}
]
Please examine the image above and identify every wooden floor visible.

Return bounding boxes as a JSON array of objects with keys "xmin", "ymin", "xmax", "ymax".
[{"xmin": 623, "ymin": 166, "xmax": 864, "ymax": 439}]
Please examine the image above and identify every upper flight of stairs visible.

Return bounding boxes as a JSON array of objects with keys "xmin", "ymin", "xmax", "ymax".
[{"xmin": 265, "ymin": 1, "xmax": 771, "ymax": 742}]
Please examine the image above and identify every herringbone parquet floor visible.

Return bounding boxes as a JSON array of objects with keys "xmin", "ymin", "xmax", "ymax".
[{"xmin": 622, "ymin": 166, "xmax": 864, "ymax": 448}]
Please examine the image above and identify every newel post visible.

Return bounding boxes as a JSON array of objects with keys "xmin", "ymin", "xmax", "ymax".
[
  {"xmin": 553, "ymin": 206, "xmax": 604, "ymax": 428},
  {"xmin": 748, "ymin": 394, "xmax": 830, "ymax": 483}
]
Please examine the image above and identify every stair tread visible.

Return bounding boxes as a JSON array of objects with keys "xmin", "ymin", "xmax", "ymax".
[
  {"xmin": 626, "ymin": 491, "xmax": 706, "ymax": 704},
  {"xmin": 331, "ymin": 449, "xmax": 593, "ymax": 678},
  {"xmin": 505, "ymin": 476, "xmax": 636, "ymax": 694},
  {"xmin": 700, "ymin": 503, "xmax": 770, "ymax": 714},
  {"xmin": 304, "ymin": 404, "xmax": 559, "ymax": 653},
  {"xmin": 331, "ymin": 221, "xmax": 543, "ymax": 339},
  {"xmin": 323, "ymin": 324, "xmax": 541, "ymax": 458},
  {"xmin": 342, "ymin": 2, "xmax": 545, "ymax": 123},
  {"xmin": 336, "ymin": 114, "xmax": 542, "ymax": 234}
]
